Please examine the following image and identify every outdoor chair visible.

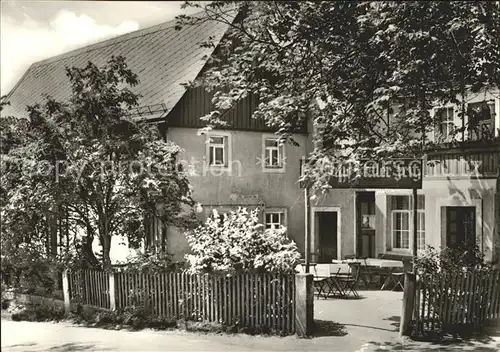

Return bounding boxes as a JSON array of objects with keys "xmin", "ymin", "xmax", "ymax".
[
  {"xmin": 335, "ymin": 263, "xmax": 361, "ymax": 298},
  {"xmin": 357, "ymin": 258, "xmax": 374, "ymax": 289},
  {"xmin": 328, "ymin": 263, "xmax": 355, "ymax": 298},
  {"xmin": 391, "ymin": 272, "xmax": 405, "ymax": 291},
  {"xmin": 312, "ymin": 265, "xmax": 334, "ymax": 299},
  {"xmin": 380, "ymin": 269, "xmax": 405, "ymax": 291}
]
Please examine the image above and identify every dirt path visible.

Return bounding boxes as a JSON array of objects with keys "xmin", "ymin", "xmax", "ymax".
[
  {"xmin": 1, "ymin": 318, "xmax": 364, "ymax": 352},
  {"xmin": 2, "ymin": 291, "xmax": 499, "ymax": 351},
  {"xmin": 315, "ymin": 291, "xmax": 500, "ymax": 351}
]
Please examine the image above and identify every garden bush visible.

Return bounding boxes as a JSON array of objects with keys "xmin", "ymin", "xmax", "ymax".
[
  {"xmin": 1, "ymin": 282, "xmax": 10, "ymax": 310},
  {"xmin": 185, "ymin": 207, "xmax": 301, "ymax": 274},
  {"xmin": 414, "ymin": 245, "xmax": 493, "ymax": 277},
  {"xmin": 0, "ymin": 241, "xmax": 75, "ymax": 300},
  {"xmin": 10, "ymin": 303, "xmax": 65, "ymax": 322},
  {"xmin": 412, "ymin": 246, "xmax": 496, "ymax": 337}
]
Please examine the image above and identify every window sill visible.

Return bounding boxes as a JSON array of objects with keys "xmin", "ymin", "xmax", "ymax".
[
  {"xmin": 386, "ymin": 250, "xmax": 412, "ymax": 255},
  {"xmin": 386, "ymin": 250, "xmax": 425, "ymax": 257}
]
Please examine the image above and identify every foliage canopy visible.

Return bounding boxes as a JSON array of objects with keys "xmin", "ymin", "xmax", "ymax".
[
  {"xmin": 1, "ymin": 56, "xmax": 196, "ymax": 270},
  {"xmin": 178, "ymin": 1, "xmax": 500, "ymax": 190}
]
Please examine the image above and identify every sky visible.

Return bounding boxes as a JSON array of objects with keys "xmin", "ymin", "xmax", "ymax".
[{"xmin": 0, "ymin": 0, "xmax": 201, "ymax": 95}]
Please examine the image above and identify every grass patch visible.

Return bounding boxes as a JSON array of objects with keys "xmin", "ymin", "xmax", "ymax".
[
  {"xmin": 11, "ymin": 303, "xmax": 65, "ymax": 322},
  {"xmin": 4, "ymin": 301, "xmax": 294, "ymax": 337},
  {"xmin": 178, "ymin": 320, "xmax": 290, "ymax": 336},
  {"xmin": 65, "ymin": 307, "xmax": 179, "ymax": 331}
]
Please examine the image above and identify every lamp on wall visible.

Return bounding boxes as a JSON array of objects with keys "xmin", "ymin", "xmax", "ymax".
[{"xmin": 196, "ymin": 203, "xmax": 204, "ymax": 213}]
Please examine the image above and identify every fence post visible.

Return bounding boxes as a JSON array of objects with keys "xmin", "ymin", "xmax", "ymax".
[
  {"xmin": 295, "ymin": 273, "xmax": 314, "ymax": 337},
  {"xmin": 109, "ymin": 271, "xmax": 116, "ymax": 311},
  {"xmin": 400, "ymin": 273, "xmax": 416, "ymax": 337},
  {"xmin": 62, "ymin": 269, "xmax": 70, "ymax": 314}
]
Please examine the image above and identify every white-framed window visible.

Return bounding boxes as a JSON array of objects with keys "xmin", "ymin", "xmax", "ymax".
[
  {"xmin": 390, "ymin": 195, "xmax": 425, "ymax": 251},
  {"xmin": 392, "ymin": 211, "xmax": 410, "ymax": 249},
  {"xmin": 435, "ymin": 107, "xmax": 455, "ymax": 141},
  {"xmin": 205, "ymin": 131, "xmax": 231, "ymax": 169},
  {"xmin": 264, "ymin": 209, "xmax": 287, "ymax": 229},
  {"xmin": 262, "ymin": 134, "xmax": 285, "ymax": 172},
  {"xmin": 208, "ymin": 136, "xmax": 226, "ymax": 166},
  {"xmin": 417, "ymin": 211, "xmax": 425, "ymax": 250}
]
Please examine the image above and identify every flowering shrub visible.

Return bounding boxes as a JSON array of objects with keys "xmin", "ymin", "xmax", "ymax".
[
  {"xmin": 414, "ymin": 245, "xmax": 492, "ymax": 276},
  {"xmin": 185, "ymin": 208, "xmax": 300, "ymax": 274}
]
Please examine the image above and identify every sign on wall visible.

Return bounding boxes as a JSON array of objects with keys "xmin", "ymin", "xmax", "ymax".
[{"xmin": 301, "ymin": 158, "xmax": 423, "ymax": 189}]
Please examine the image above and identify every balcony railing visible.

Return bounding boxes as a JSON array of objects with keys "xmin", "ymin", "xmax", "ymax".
[
  {"xmin": 299, "ymin": 142, "xmax": 500, "ymax": 183},
  {"xmin": 425, "ymin": 142, "xmax": 500, "ymax": 178}
]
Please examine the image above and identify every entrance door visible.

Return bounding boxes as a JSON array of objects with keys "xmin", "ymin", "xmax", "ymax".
[
  {"xmin": 446, "ymin": 206, "xmax": 476, "ymax": 250},
  {"xmin": 317, "ymin": 212, "xmax": 338, "ymax": 263},
  {"xmin": 356, "ymin": 192, "xmax": 376, "ymax": 258}
]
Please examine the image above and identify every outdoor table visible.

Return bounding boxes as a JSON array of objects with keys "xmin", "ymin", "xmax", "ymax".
[
  {"xmin": 328, "ymin": 273, "xmax": 347, "ymax": 298},
  {"xmin": 307, "ymin": 264, "xmax": 347, "ymax": 298},
  {"xmin": 333, "ymin": 258, "xmax": 405, "ymax": 290},
  {"xmin": 331, "ymin": 259, "xmax": 361, "ymax": 264},
  {"xmin": 368, "ymin": 260, "xmax": 405, "ymax": 290},
  {"xmin": 365, "ymin": 259, "xmax": 404, "ymax": 268},
  {"xmin": 299, "ymin": 262, "xmax": 317, "ymax": 271},
  {"xmin": 329, "ymin": 262, "xmax": 362, "ymax": 298}
]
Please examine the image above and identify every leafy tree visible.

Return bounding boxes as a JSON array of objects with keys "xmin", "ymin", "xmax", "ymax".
[
  {"xmin": 1, "ymin": 57, "xmax": 197, "ymax": 270},
  {"xmin": 1, "ymin": 98, "xmax": 61, "ymax": 291},
  {"xmin": 185, "ymin": 207, "xmax": 301, "ymax": 274},
  {"xmin": 178, "ymin": 1, "xmax": 500, "ymax": 190}
]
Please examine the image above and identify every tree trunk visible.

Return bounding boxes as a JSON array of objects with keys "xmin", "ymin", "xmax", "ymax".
[
  {"xmin": 161, "ymin": 223, "xmax": 167, "ymax": 253},
  {"xmin": 495, "ymin": 190, "xmax": 500, "ymax": 266},
  {"xmin": 49, "ymin": 212, "xmax": 58, "ymax": 257},
  {"xmin": 98, "ymin": 211, "xmax": 112, "ymax": 270},
  {"xmin": 102, "ymin": 235, "xmax": 111, "ymax": 270},
  {"xmin": 82, "ymin": 235, "xmax": 99, "ymax": 268}
]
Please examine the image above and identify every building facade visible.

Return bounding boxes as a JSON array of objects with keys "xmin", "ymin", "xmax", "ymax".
[
  {"xmin": 3, "ymin": 16, "xmax": 499, "ymax": 264},
  {"xmin": 305, "ymin": 90, "xmax": 500, "ymax": 263},
  {"xmin": 163, "ymin": 86, "xmax": 500, "ymax": 264}
]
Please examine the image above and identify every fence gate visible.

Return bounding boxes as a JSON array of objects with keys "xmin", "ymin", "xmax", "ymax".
[{"xmin": 412, "ymin": 270, "xmax": 500, "ymax": 335}]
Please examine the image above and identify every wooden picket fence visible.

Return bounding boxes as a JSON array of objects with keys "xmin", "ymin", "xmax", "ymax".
[
  {"xmin": 67, "ymin": 270, "xmax": 296, "ymax": 333},
  {"xmin": 413, "ymin": 269, "xmax": 500, "ymax": 334},
  {"xmin": 68, "ymin": 270, "xmax": 111, "ymax": 309}
]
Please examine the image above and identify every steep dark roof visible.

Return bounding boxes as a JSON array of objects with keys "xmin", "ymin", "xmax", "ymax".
[{"xmin": 2, "ymin": 14, "xmax": 231, "ymax": 120}]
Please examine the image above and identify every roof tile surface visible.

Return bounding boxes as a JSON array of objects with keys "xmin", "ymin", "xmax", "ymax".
[{"xmin": 2, "ymin": 16, "xmax": 230, "ymax": 120}]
